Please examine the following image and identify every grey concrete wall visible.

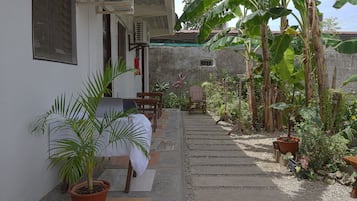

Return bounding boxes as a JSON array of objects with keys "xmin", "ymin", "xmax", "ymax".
[
  {"xmin": 149, "ymin": 46, "xmax": 357, "ymax": 94},
  {"xmin": 326, "ymin": 48, "xmax": 357, "ymax": 93},
  {"xmin": 149, "ymin": 46, "xmax": 245, "ymax": 91}
]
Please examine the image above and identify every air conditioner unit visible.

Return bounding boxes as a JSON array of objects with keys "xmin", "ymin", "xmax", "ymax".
[{"xmin": 134, "ymin": 21, "xmax": 148, "ymax": 44}]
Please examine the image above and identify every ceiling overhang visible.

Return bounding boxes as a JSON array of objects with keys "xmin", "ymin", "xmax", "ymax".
[
  {"xmin": 76, "ymin": 0, "xmax": 176, "ymax": 37},
  {"xmin": 76, "ymin": 0, "xmax": 134, "ymax": 15},
  {"xmin": 134, "ymin": 0, "xmax": 175, "ymax": 37}
]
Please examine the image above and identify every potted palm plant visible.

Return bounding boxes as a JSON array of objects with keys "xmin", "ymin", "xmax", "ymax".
[{"xmin": 32, "ymin": 60, "xmax": 148, "ymax": 201}]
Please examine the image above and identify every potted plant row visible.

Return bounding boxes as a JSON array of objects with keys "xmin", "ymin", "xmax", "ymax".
[{"xmin": 32, "ymin": 60, "xmax": 148, "ymax": 201}]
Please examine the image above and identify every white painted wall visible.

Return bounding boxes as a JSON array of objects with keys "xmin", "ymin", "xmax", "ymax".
[
  {"xmin": 113, "ymin": 16, "xmax": 139, "ymax": 98},
  {"xmin": 0, "ymin": 2, "xmax": 136, "ymax": 201}
]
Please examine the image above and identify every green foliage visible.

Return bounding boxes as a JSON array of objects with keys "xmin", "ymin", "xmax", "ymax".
[
  {"xmin": 163, "ymin": 92, "xmax": 179, "ymax": 108},
  {"xmin": 343, "ymin": 74, "xmax": 357, "ymax": 86},
  {"xmin": 296, "ymin": 107, "xmax": 349, "ymax": 171},
  {"xmin": 152, "ymin": 80, "xmax": 170, "ymax": 93},
  {"xmin": 333, "ymin": 0, "xmax": 357, "ymax": 9},
  {"xmin": 338, "ymin": 95, "xmax": 357, "ymax": 146},
  {"xmin": 163, "ymin": 92, "xmax": 188, "ymax": 109},
  {"xmin": 203, "ymin": 72, "xmax": 251, "ymax": 126}
]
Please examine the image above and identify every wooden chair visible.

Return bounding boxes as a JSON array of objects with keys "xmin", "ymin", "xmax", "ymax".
[
  {"xmin": 131, "ymin": 98, "xmax": 158, "ymax": 132},
  {"xmin": 188, "ymin": 85, "xmax": 207, "ymax": 114},
  {"xmin": 136, "ymin": 92, "xmax": 163, "ymax": 118}
]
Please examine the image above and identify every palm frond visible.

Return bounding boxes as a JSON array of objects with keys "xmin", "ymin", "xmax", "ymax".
[
  {"xmin": 108, "ymin": 120, "xmax": 149, "ymax": 157},
  {"xmin": 32, "ymin": 59, "xmax": 148, "ymax": 189}
]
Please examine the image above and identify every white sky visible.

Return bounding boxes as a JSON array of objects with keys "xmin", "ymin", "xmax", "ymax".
[{"xmin": 174, "ymin": 0, "xmax": 357, "ymax": 31}]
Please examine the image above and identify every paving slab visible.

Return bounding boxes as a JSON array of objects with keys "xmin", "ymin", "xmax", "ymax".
[
  {"xmin": 188, "ymin": 150, "xmax": 248, "ymax": 157},
  {"xmin": 186, "ymin": 139, "xmax": 237, "ymax": 145},
  {"xmin": 193, "ymin": 189, "xmax": 290, "ymax": 201},
  {"xmin": 188, "ymin": 144, "xmax": 242, "ymax": 151},
  {"xmin": 189, "ymin": 157, "xmax": 255, "ymax": 166},
  {"xmin": 190, "ymin": 165, "xmax": 264, "ymax": 175},
  {"xmin": 107, "ymin": 198, "xmax": 148, "ymax": 201},
  {"xmin": 192, "ymin": 175, "xmax": 277, "ymax": 187},
  {"xmin": 185, "ymin": 130, "xmax": 229, "ymax": 135},
  {"xmin": 185, "ymin": 134, "xmax": 234, "ymax": 140}
]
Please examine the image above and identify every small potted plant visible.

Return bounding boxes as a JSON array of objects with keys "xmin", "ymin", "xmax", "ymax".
[
  {"xmin": 271, "ymin": 102, "xmax": 300, "ymax": 155},
  {"xmin": 32, "ymin": 60, "xmax": 148, "ymax": 201}
]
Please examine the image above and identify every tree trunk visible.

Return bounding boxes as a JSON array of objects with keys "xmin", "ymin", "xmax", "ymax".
[
  {"xmin": 261, "ymin": 23, "xmax": 274, "ymax": 132},
  {"xmin": 274, "ymin": 85, "xmax": 284, "ymax": 131},
  {"xmin": 276, "ymin": 0, "xmax": 287, "ymax": 131},
  {"xmin": 245, "ymin": 47, "xmax": 257, "ymax": 129},
  {"xmin": 308, "ymin": 0, "xmax": 329, "ymax": 122},
  {"xmin": 303, "ymin": 1, "xmax": 313, "ymax": 105}
]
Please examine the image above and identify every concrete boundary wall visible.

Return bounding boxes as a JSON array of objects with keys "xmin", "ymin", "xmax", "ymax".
[{"xmin": 149, "ymin": 46, "xmax": 357, "ymax": 94}]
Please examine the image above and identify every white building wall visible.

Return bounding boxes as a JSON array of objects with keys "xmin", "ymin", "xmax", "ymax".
[
  {"xmin": 113, "ymin": 16, "xmax": 139, "ymax": 98},
  {"xmin": 0, "ymin": 2, "xmax": 133, "ymax": 201}
]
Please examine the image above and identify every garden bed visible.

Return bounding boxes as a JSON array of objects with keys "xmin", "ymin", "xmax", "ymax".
[{"xmin": 210, "ymin": 113, "xmax": 356, "ymax": 201}]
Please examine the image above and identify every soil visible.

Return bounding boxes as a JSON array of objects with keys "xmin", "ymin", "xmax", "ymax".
[{"xmin": 75, "ymin": 184, "xmax": 104, "ymax": 194}]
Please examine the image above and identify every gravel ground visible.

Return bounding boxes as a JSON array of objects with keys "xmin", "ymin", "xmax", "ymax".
[{"xmin": 213, "ymin": 117, "xmax": 356, "ymax": 201}]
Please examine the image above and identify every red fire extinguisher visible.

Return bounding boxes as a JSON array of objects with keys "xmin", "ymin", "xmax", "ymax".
[{"xmin": 134, "ymin": 57, "xmax": 141, "ymax": 75}]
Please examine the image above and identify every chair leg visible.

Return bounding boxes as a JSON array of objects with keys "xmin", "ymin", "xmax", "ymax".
[{"xmin": 125, "ymin": 161, "xmax": 133, "ymax": 193}]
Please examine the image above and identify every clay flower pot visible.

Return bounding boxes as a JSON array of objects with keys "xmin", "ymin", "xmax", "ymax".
[
  {"xmin": 273, "ymin": 136, "xmax": 300, "ymax": 154},
  {"xmin": 69, "ymin": 180, "xmax": 110, "ymax": 201}
]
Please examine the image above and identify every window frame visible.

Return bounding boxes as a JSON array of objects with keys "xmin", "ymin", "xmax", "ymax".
[
  {"xmin": 32, "ymin": 0, "xmax": 77, "ymax": 65},
  {"xmin": 200, "ymin": 59, "xmax": 215, "ymax": 67}
]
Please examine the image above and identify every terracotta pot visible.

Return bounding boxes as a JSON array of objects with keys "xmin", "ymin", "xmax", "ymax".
[
  {"xmin": 273, "ymin": 136, "xmax": 300, "ymax": 154},
  {"xmin": 69, "ymin": 180, "xmax": 110, "ymax": 201}
]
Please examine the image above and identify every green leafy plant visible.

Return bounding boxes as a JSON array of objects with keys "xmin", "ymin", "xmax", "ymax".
[
  {"xmin": 343, "ymin": 74, "xmax": 357, "ymax": 86},
  {"xmin": 296, "ymin": 107, "xmax": 349, "ymax": 171},
  {"xmin": 32, "ymin": 60, "xmax": 148, "ymax": 193},
  {"xmin": 152, "ymin": 80, "xmax": 170, "ymax": 93}
]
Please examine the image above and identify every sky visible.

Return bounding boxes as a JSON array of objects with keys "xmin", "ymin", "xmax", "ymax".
[{"xmin": 174, "ymin": 0, "xmax": 357, "ymax": 31}]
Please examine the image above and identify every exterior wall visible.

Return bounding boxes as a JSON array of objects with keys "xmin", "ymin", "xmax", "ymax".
[
  {"xmin": 0, "ymin": 2, "xmax": 137, "ymax": 201},
  {"xmin": 326, "ymin": 48, "xmax": 357, "ymax": 93},
  {"xmin": 149, "ymin": 46, "xmax": 357, "ymax": 94},
  {"xmin": 149, "ymin": 46, "xmax": 245, "ymax": 89}
]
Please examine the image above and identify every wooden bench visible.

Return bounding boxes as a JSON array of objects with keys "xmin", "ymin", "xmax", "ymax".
[
  {"xmin": 343, "ymin": 156, "xmax": 357, "ymax": 198},
  {"xmin": 136, "ymin": 92, "xmax": 163, "ymax": 118}
]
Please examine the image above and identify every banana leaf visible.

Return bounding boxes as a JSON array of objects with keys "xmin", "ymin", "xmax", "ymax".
[
  {"xmin": 343, "ymin": 74, "xmax": 357, "ymax": 86},
  {"xmin": 333, "ymin": 0, "xmax": 357, "ymax": 9}
]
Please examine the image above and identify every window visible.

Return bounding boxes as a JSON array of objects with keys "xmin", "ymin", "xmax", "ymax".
[
  {"xmin": 32, "ymin": 0, "xmax": 77, "ymax": 64},
  {"xmin": 200, "ymin": 59, "xmax": 214, "ymax": 67}
]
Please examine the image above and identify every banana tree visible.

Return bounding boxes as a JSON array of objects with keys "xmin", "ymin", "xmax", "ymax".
[
  {"xmin": 333, "ymin": 0, "xmax": 357, "ymax": 8},
  {"xmin": 176, "ymin": 0, "xmax": 292, "ymax": 132},
  {"xmin": 205, "ymin": 24, "xmax": 260, "ymax": 128}
]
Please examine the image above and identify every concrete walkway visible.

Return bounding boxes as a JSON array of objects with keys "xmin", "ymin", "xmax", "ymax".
[
  {"xmin": 183, "ymin": 112, "xmax": 291, "ymax": 201},
  {"xmin": 39, "ymin": 110, "xmax": 292, "ymax": 201}
]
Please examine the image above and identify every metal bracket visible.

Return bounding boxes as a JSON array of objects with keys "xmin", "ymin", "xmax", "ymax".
[{"xmin": 128, "ymin": 35, "xmax": 148, "ymax": 51}]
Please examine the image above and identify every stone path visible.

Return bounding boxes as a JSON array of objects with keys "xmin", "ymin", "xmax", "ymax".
[{"xmin": 183, "ymin": 113, "xmax": 291, "ymax": 201}]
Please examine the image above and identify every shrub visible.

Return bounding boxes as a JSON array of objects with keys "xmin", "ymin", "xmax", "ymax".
[{"xmin": 296, "ymin": 107, "xmax": 349, "ymax": 171}]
